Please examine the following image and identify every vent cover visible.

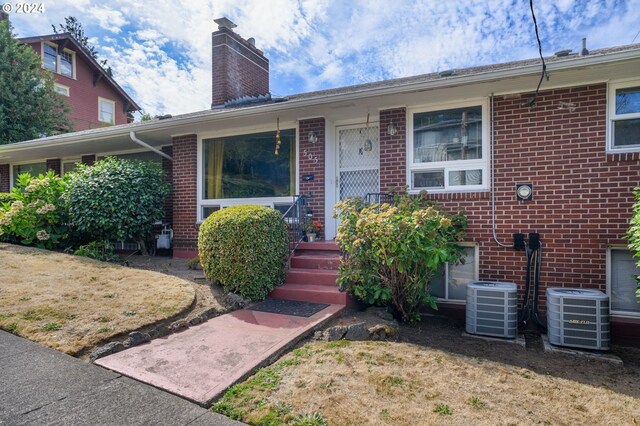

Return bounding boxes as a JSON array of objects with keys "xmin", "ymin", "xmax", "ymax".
[
  {"xmin": 547, "ymin": 288, "xmax": 610, "ymax": 351},
  {"xmin": 466, "ymin": 281, "xmax": 518, "ymax": 339}
]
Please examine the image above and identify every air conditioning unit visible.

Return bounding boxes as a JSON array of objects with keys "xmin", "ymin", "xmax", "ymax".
[
  {"xmin": 546, "ymin": 288, "xmax": 610, "ymax": 351},
  {"xmin": 466, "ymin": 281, "xmax": 518, "ymax": 339}
]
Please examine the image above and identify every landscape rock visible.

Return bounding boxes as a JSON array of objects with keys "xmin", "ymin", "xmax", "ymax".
[
  {"xmin": 323, "ymin": 325, "xmax": 348, "ymax": 341},
  {"xmin": 169, "ymin": 319, "xmax": 188, "ymax": 331},
  {"xmin": 313, "ymin": 330, "xmax": 325, "ymax": 340},
  {"xmin": 198, "ymin": 307, "xmax": 218, "ymax": 319},
  {"xmin": 225, "ymin": 293, "xmax": 248, "ymax": 310},
  {"xmin": 188, "ymin": 316, "xmax": 203, "ymax": 326},
  {"xmin": 368, "ymin": 323, "xmax": 398, "ymax": 341},
  {"xmin": 90, "ymin": 342, "xmax": 124, "ymax": 361},
  {"xmin": 123, "ymin": 331, "xmax": 150, "ymax": 348},
  {"xmin": 344, "ymin": 322, "xmax": 369, "ymax": 341}
]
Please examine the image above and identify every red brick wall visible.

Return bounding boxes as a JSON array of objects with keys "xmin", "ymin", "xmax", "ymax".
[
  {"xmin": 0, "ymin": 164, "xmax": 9, "ymax": 192},
  {"xmin": 27, "ymin": 42, "xmax": 130, "ymax": 131},
  {"xmin": 46, "ymin": 158, "xmax": 61, "ymax": 175},
  {"xmin": 299, "ymin": 118, "xmax": 326, "ymax": 232},
  {"xmin": 380, "ymin": 83, "xmax": 640, "ymax": 344},
  {"xmin": 211, "ymin": 29, "xmax": 269, "ymax": 106},
  {"xmin": 380, "ymin": 108, "xmax": 407, "ymax": 192},
  {"xmin": 162, "ymin": 146, "xmax": 174, "ymax": 225},
  {"xmin": 172, "ymin": 134, "xmax": 198, "ymax": 258}
]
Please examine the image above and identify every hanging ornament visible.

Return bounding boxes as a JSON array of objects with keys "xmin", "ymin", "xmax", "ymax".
[{"xmin": 274, "ymin": 117, "xmax": 281, "ymax": 156}]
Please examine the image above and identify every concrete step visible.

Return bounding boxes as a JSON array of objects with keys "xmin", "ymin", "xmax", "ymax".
[
  {"xmin": 270, "ymin": 283, "xmax": 348, "ymax": 305},
  {"xmin": 285, "ymin": 268, "xmax": 339, "ymax": 286},
  {"xmin": 290, "ymin": 254, "xmax": 340, "ymax": 270}
]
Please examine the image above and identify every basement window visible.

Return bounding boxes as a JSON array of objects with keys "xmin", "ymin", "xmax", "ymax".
[
  {"xmin": 430, "ymin": 244, "xmax": 479, "ymax": 302},
  {"xmin": 608, "ymin": 80, "xmax": 640, "ymax": 152},
  {"xmin": 607, "ymin": 247, "xmax": 640, "ymax": 317},
  {"xmin": 409, "ymin": 101, "xmax": 488, "ymax": 192}
]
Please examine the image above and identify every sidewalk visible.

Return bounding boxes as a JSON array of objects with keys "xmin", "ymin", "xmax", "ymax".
[{"xmin": 0, "ymin": 330, "xmax": 243, "ymax": 426}]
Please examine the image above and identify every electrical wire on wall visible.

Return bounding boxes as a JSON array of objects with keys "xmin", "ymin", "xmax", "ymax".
[{"xmin": 527, "ymin": 0, "xmax": 548, "ymax": 107}]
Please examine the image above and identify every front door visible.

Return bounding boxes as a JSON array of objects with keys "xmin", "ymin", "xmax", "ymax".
[{"xmin": 337, "ymin": 124, "xmax": 380, "ymax": 201}]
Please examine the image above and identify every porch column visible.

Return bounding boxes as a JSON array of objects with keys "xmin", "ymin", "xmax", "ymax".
[
  {"xmin": 0, "ymin": 164, "xmax": 9, "ymax": 192},
  {"xmin": 161, "ymin": 145, "xmax": 173, "ymax": 225},
  {"xmin": 299, "ymin": 118, "xmax": 326, "ymax": 232},
  {"xmin": 379, "ymin": 107, "xmax": 407, "ymax": 192},
  {"xmin": 172, "ymin": 134, "xmax": 198, "ymax": 258}
]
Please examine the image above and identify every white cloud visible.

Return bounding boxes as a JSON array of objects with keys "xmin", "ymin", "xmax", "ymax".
[{"xmin": 8, "ymin": 0, "xmax": 640, "ymax": 115}]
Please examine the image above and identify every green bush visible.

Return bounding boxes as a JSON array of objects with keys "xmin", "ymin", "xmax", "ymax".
[
  {"xmin": 71, "ymin": 240, "xmax": 120, "ymax": 262},
  {"xmin": 334, "ymin": 192, "xmax": 467, "ymax": 322},
  {"xmin": 0, "ymin": 192, "xmax": 14, "ymax": 205},
  {"xmin": 0, "ymin": 171, "xmax": 69, "ymax": 249},
  {"xmin": 626, "ymin": 187, "xmax": 640, "ymax": 303},
  {"xmin": 198, "ymin": 205, "xmax": 288, "ymax": 301},
  {"xmin": 64, "ymin": 157, "xmax": 169, "ymax": 253}
]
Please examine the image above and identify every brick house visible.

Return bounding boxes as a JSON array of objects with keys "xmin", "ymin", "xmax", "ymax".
[
  {"xmin": 1, "ymin": 18, "xmax": 639, "ymax": 345},
  {"xmin": 19, "ymin": 33, "xmax": 140, "ymax": 131}
]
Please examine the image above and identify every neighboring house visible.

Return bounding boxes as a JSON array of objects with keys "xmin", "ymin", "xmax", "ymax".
[
  {"xmin": 19, "ymin": 33, "xmax": 140, "ymax": 132},
  {"xmin": 1, "ymin": 18, "xmax": 639, "ymax": 345}
]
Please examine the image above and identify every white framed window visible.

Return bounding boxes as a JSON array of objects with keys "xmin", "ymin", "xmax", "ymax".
[
  {"xmin": 43, "ymin": 43, "xmax": 57, "ymax": 71},
  {"xmin": 430, "ymin": 243, "xmax": 479, "ymax": 302},
  {"xmin": 41, "ymin": 42, "xmax": 75, "ymax": 78},
  {"xmin": 608, "ymin": 79, "xmax": 640, "ymax": 152},
  {"xmin": 408, "ymin": 100, "xmax": 489, "ymax": 192},
  {"xmin": 197, "ymin": 126, "xmax": 298, "ymax": 222},
  {"xmin": 54, "ymin": 83, "xmax": 70, "ymax": 96},
  {"xmin": 98, "ymin": 97, "xmax": 116, "ymax": 124},
  {"xmin": 607, "ymin": 247, "xmax": 640, "ymax": 317},
  {"xmin": 62, "ymin": 159, "xmax": 81, "ymax": 174},
  {"xmin": 11, "ymin": 162, "xmax": 48, "ymax": 188}
]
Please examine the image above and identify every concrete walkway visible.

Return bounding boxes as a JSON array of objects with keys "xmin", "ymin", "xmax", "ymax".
[
  {"xmin": 96, "ymin": 305, "xmax": 343, "ymax": 405},
  {"xmin": 0, "ymin": 330, "xmax": 242, "ymax": 426}
]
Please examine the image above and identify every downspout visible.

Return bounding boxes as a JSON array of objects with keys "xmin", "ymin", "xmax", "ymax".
[
  {"xmin": 490, "ymin": 93, "xmax": 512, "ymax": 248},
  {"xmin": 129, "ymin": 131, "xmax": 173, "ymax": 161}
]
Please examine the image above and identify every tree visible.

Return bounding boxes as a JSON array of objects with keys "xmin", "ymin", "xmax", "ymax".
[
  {"xmin": 53, "ymin": 16, "xmax": 112, "ymax": 77},
  {"xmin": 0, "ymin": 20, "xmax": 71, "ymax": 144}
]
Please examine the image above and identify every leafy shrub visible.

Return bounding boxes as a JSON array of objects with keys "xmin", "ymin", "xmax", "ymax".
[
  {"xmin": 0, "ymin": 171, "xmax": 69, "ymax": 249},
  {"xmin": 626, "ymin": 187, "xmax": 640, "ymax": 303},
  {"xmin": 64, "ymin": 157, "xmax": 169, "ymax": 253},
  {"xmin": 198, "ymin": 205, "xmax": 288, "ymax": 301},
  {"xmin": 0, "ymin": 192, "xmax": 14, "ymax": 205},
  {"xmin": 72, "ymin": 240, "xmax": 119, "ymax": 262},
  {"xmin": 334, "ymin": 192, "xmax": 467, "ymax": 322}
]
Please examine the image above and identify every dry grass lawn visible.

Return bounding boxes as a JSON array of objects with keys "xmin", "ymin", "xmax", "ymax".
[
  {"xmin": 213, "ymin": 339, "xmax": 640, "ymax": 426},
  {"xmin": 0, "ymin": 243, "xmax": 195, "ymax": 355}
]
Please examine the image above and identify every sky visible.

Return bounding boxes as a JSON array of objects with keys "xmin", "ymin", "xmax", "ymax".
[{"xmin": 6, "ymin": 0, "xmax": 640, "ymax": 117}]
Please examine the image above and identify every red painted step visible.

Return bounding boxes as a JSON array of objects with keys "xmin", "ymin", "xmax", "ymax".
[
  {"xmin": 290, "ymin": 254, "xmax": 340, "ymax": 270},
  {"xmin": 296, "ymin": 241, "xmax": 340, "ymax": 252},
  {"xmin": 285, "ymin": 268, "xmax": 339, "ymax": 286},
  {"xmin": 270, "ymin": 284, "xmax": 348, "ymax": 305}
]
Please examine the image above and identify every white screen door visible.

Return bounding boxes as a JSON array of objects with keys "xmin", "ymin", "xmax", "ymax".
[{"xmin": 337, "ymin": 124, "xmax": 380, "ymax": 201}]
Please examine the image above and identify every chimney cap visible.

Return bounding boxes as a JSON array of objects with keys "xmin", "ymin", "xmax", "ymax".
[{"xmin": 214, "ymin": 17, "xmax": 237, "ymax": 30}]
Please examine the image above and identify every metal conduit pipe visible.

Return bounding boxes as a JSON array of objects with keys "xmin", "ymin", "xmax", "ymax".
[{"xmin": 490, "ymin": 93, "xmax": 512, "ymax": 248}]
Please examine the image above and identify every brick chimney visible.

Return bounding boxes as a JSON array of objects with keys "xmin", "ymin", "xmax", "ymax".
[{"xmin": 211, "ymin": 17, "xmax": 269, "ymax": 107}]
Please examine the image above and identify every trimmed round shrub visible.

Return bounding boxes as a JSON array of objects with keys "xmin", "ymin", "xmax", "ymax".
[
  {"xmin": 198, "ymin": 205, "xmax": 288, "ymax": 301},
  {"xmin": 63, "ymin": 157, "xmax": 169, "ymax": 251}
]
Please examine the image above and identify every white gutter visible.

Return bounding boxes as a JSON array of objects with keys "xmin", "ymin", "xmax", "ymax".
[
  {"xmin": 1, "ymin": 47, "xmax": 639, "ymax": 153},
  {"xmin": 129, "ymin": 132, "xmax": 172, "ymax": 161}
]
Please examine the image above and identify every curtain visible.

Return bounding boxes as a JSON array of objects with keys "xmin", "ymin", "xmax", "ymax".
[{"xmin": 206, "ymin": 139, "xmax": 224, "ymax": 199}]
